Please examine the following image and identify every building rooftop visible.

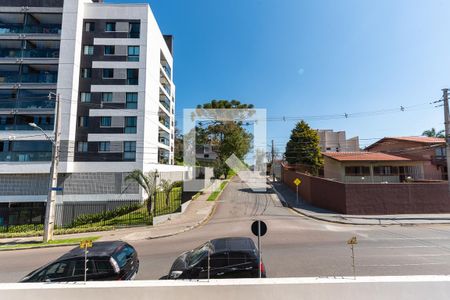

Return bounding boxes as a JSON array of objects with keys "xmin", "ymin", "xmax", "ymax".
[
  {"xmin": 322, "ymin": 152, "xmax": 412, "ymax": 162},
  {"xmin": 366, "ymin": 136, "xmax": 445, "ymax": 150}
]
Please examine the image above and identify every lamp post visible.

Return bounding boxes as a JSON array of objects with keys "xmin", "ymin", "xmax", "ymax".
[{"xmin": 29, "ymin": 93, "xmax": 61, "ymax": 242}]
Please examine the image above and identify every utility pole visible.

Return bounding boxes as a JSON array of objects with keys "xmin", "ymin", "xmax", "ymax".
[
  {"xmin": 271, "ymin": 139, "xmax": 275, "ymax": 182},
  {"xmin": 43, "ymin": 93, "xmax": 61, "ymax": 242},
  {"xmin": 443, "ymin": 88, "xmax": 450, "ymax": 194}
]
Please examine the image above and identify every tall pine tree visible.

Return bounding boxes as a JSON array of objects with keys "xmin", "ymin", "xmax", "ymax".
[{"xmin": 284, "ymin": 121, "xmax": 323, "ymax": 174}]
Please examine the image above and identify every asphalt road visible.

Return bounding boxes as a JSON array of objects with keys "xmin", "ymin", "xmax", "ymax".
[{"xmin": 2, "ymin": 177, "xmax": 450, "ymax": 282}]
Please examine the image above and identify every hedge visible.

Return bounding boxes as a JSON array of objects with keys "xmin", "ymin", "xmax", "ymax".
[{"xmin": 70, "ymin": 203, "xmax": 142, "ymax": 227}]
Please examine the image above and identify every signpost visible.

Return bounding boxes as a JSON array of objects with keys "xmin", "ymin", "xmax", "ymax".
[
  {"xmin": 347, "ymin": 236, "xmax": 358, "ymax": 279},
  {"xmin": 294, "ymin": 178, "xmax": 301, "ymax": 204},
  {"xmin": 80, "ymin": 240, "xmax": 93, "ymax": 282},
  {"xmin": 251, "ymin": 220, "xmax": 267, "ymax": 278}
]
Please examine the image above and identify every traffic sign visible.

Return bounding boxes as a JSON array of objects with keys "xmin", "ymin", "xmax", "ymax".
[
  {"xmin": 50, "ymin": 187, "xmax": 63, "ymax": 191},
  {"xmin": 294, "ymin": 178, "xmax": 301, "ymax": 186},
  {"xmin": 347, "ymin": 236, "xmax": 358, "ymax": 245},
  {"xmin": 251, "ymin": 220, "xmax": 267, "ymax": 237},
  {"xmin": 80, "ymin": 240, "xmax": 93, "ymax": 249}
]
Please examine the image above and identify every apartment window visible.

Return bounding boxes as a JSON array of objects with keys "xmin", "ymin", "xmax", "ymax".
[
  {"xmin": 77, "ymin": 141, "xmax": 88, "ymax": 152},
  {"xmin": 102, "ymin": 92, "xmax": 113, "ymax": 102},
  {"xmin": 80, "ymin": 92, "xmax": 91, "ymax": 103},
  {"xmin": 83, "ymin": 45, "xmax": 94, "ymax": 55},
  {"xmin": 78, "ymin": 116, "xmax": 89, "ymax": 128},
  {"xmin": 81, "ymin": 68, "xmax": 92, "ymax": 79},
  {"xmin": 100, "ymin": 116, "xmax": 111, "ymax": 127},
  {"xmin": 123, "ymin": 141, "xmax": 136, "ymax": 161},
  {"xmin": 127, "ymin": 69, "xmax": 138, "ymax": 85},
  {"xmin": 99, "ymin": 142, "xmax": 110, "ymax": 152},
  {"xmin": 345, "ymin": 166, "xmax": 370, "ymax": 176},
  {"xmin": 129, "ymin": 22, "xmax": 140, "ymax": 38},
  {"xmin": 85, "ymin": 22, "xmax": 95, "ymax": 32},
  {"xmin": 105, "ymin": 22, "xmax": 116, "ymax": 32},
  {"xmin": 124, "ymin": 116, "xmax": 137, "ymax": 133},
  {"xmin": 103, "ymin": 69, "xmax": 114, "ymax": 79},
  {"xmin": 127, "ymin": 46, "xmax": 139, "ymax": 61},
  {"xmin": 126, "ymin": 92, "xmax": 138, "ymax": 109},
  {"xmin": 104, "ymin": 45, "xmax": 115, "ymax": 55}
]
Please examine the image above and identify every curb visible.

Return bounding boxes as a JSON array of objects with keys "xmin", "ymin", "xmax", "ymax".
[
  {"xmin": 0, "ymin": 242, "xmax": 81, "ymax": 252},
  {"xmin": 268, "ymin": 181, "xmax": 450, "ymax": 226}
]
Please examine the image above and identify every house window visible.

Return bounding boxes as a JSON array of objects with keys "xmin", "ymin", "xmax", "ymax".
[
  {"xmin": 81, "ymin": 68, "xmax": 91, "ymax": 79},
  {"xmin": 127, "ymin": 69, "xmax": 138, "ymax": 85},
  {"xmin": 105, "ymin": 22, "xmax": 116, "ymax": 32},
  {"xmin": 80, "ymin": 92, "xmax": 91, "ymax": 103},
  {"xmin": 126, "ymin": 92, "xmax": 138, "ymax": 109},
  {"xmin": 124, "ymin": 116, "xmax": 137, "ymax": 133},
  {"xmin": 99, "ymin": 142, "xmax": 110, "ymax": 152},
  {"xmin": 345, "ymin": 166, "xmax": 370, "ymax": 176},
  {"xmin": 85, "ymin": 22, "xmax": 95, "ymax": 32},
  {"xmin": 103, "ymin": 69, "xmax": 114, "ymax": 79},
  {"xmin": 77, "ymin": 141, "xmax": 88, "ymax": 152},
  {"xmin": 100, "ymin": 116, "xmax": 111, "ymax": 127},
  {"xmin": 374, "ymin": 166, "xmax": 399, "ymax": 176},
  {"xmin": 104, "ymin": 45, "xmax": 115, "ymax": 55},
  {"xmin": 127, "ymin": 46, "xmax": 139, "ymax": 61},
  {"xmin": 102, "ymin": 92, "xmax": 113, "ymax": 102},
  {"xmin": 78, "ymin": 116, "xmax": 89, "ymax": 128},
  {"xmin": 83, "ymin": 45, "xmax": 94, "ymax": 55},
  {"xmin": 123, "ymin": 141, "xmax": 136, "ymax": 161}
]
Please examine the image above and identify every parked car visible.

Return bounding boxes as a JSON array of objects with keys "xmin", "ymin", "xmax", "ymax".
[
  {"xmin": 167, "ymin": 237, "xmax": 266, "ymax": 279},
  {"xmin": 20, "ymin": 241, "xmax": 139, "ymax": 282}
]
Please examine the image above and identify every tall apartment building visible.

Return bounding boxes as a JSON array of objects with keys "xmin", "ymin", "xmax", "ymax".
[
  {"xmin": 317, "ymin": 129, "xmax": 360, "ymax": 152},
  {"xmin": 0, "ymin": 0, "xmax": 181, "ymax": 208}
]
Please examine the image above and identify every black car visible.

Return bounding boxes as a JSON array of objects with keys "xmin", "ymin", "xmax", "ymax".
[
  {"xmin": 168, "ymin": 237, "xmax": 266, "ymax": 279},
  {"xmin": 20, "ymin": 241, "xmax": 139, "ymax": 282}
]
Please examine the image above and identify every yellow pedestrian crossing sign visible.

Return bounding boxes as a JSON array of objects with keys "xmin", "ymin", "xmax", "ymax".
[
  {"xmin": 294, "ymin": 178, "xmax": 301, "ymax": 186},
  {"xmin": 80, "ymin": 240, "xmax": 93, "ymax": 249}
]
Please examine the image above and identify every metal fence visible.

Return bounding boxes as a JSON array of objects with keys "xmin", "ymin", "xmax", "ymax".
[{"xmin": 0, "ymin": 188, "xmax": 191, "ymax": 233}]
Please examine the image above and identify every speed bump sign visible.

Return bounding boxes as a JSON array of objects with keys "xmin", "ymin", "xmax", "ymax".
[
  {"xmin": 294, "ymin": 178, "xmax": 301, "ymax": 186},
  {"xmin": 80, "ymin": 240, "xmax": 93, "ymax": 249}
]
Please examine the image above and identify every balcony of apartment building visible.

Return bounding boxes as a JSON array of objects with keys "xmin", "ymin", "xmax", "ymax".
[
  {"xmin": 160, "ymin": 52, "xmax": 172, "ymax": 80},
  {"xmin": 0, "ymin": 64, "xmax": 58, "ymax": 88},
  {"xmin": 158, "ymin": 109, "xmax": 170, "ymax": 131},
  {"xmin": 160, "ymin": 71, "xmax": 171, "ymax": 97},
  {"xmin": 0, "ymin": 89, "xmax": 56, "ymax": 115},
  {"xmin": 159, "ymin": 92, "xmax": 171, "ymax": 114},
  {"xmin": 158, "ymin": 147, "xmax": 170, "ymax": 165},
  {"xmin": 0, "ymin": 12, "xmax": 62, "ymax": 38},
  {"xmin": 158, "ymin": 130, "xmax": 170, "ymax": 147},
  {"xmin": 0, "ymin": 140, "xmax": 52, "ymax": 162},
  {"xmin": 0, "ymin": 114, "xmax": 54, "ymax": 131},
  {"xmin": 0, "ymin": 40, "xmax": 60, "ymax": 64}
]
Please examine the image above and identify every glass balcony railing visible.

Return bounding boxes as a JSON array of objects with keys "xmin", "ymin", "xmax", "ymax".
[
  {"xmin": 0, "ymin": 49, "xmax": 59, "ymax": 59},
  {"xmin": 160, "ymin": 99, "xmax": 170, "ymax": 111},
  {"xmin": 0, "ymin": 123, "xmax": 54, "ymax": 130},
  {"xmin": 0, "ymin": 73, "xmax": 58, "ymax": 84},
  {"xmin": 161, "ymin": 83, "xmax": 171, "ymax": 95},
  {"xmin": 0, "ymin": 152, "xmax": 52, "ymax": 162},
  {"xmin": 159, "ymin": 136, "xmax": 170, "ymax": 146},
  {"xmin": 162, "ymin": 64, "xmax": 172, "ymax": 78},
  {"xmin": 159, "ymin": 117, "xmax": 170, "ymax": 129},
  {"xmin": 0, "ymin": 24, "xmax": 61, "ymax": 35},
  {"xmin": 0, "ymin": 99, "xmax": 55, "ymax": 110}
]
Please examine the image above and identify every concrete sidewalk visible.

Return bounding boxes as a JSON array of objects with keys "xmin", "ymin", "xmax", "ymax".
[
  {"xmin": 269, "ymin": 179, "xmax": 450, "ymax": 225},
  {"xmin": 1, "ymin": 190, "xmax": 217, "ymax": 246}
]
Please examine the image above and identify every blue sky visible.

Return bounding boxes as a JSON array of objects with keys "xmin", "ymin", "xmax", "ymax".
[{"xmin": 108, "ymin": 0, "xmax": 446, "ymax": 151}]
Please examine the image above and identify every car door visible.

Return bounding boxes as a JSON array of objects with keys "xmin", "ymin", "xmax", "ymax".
[{"xmin": 227, "ymin": 251, "xmax": 256, "ymax": 278}]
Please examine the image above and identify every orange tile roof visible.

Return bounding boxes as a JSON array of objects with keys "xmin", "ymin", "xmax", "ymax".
[
  {"xmin": 322, "ymin": 152, "xmax": 412, "ymax": 162},
  {"xmin": 388, "ymin": 136, "xmax": 445, "ymax": 144}
]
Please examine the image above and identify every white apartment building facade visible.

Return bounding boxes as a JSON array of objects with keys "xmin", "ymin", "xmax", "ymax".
[
  {"xmin": 0, "ymin": 0, "xmax": 181, "ymax": 207},
  {"xmin": 317, "ymin": 129, "xmax": 360, "ymax": 152}
]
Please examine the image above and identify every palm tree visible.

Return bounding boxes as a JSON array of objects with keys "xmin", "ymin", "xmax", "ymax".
[
  {"xmin": 125, "ymin": 169, "xmax": 158, "ymax": 216},
  {"xmin": 422, "ymin": 128, "xmax": 445, "ymax": 138},
  {"xmin": 160, "ymin": 179, "xmax": 175, "ymax": 206}
]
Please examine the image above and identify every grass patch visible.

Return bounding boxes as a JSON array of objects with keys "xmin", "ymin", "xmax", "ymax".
[
  {"xmin": 0, "ymin": 226, "xmax": 114, "ymax": 239},
  {"xmin": 0, "ymin": 236, "xmax": 100, "ymax": 250},
  {"xmin": 207, "ymin": 180, "xmax": 229, "ymax": 201}
]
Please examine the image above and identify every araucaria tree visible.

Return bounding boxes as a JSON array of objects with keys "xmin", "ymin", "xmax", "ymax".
[{"xmin": 284, "ymin": 120, "xmax": 323, "ymax": 175}]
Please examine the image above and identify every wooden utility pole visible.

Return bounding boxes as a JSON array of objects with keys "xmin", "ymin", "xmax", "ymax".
[{"xmin": 442, "ymin": 88, "xmax": 450, "ymax": 194}]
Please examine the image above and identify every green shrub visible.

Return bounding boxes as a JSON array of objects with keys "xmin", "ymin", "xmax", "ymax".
[
  {"xmin": 70, "ymin": 203, "xmax": 142, "ymax": 227},
  {"xmin": 0, "ymin": 224, "xmax": 44, "ymax": 233},
  {"xmin": 0, "ymin": 226, "xmax": 115, "ymax": 239}
]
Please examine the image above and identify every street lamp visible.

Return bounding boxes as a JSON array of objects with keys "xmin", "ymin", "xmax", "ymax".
[{"xmin": 28, "ymin": 93, "xmax": 61, "ymax": 242}]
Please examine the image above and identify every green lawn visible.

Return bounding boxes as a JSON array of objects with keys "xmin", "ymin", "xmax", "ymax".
[
  {"xmin": 207, "ymin": 181, "xmax": 229, "ymax": 201},
  {"xmin": 0, "ymin": 236, "xmax": 100, "ymax": 250}
]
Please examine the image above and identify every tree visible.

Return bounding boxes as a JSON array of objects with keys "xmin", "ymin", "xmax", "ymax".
[
  {"xmin": 174, "ymin": 127, "xmax": 184, "ymax": 165},
  {"xmin": 160, "ymin": 179, "xmax": 175, "ymax": 206},
  {"xmin": 195, "ymin": 100, "xmax": 254, "ymax": 178},
  {"xmin": 125, "ymin": 170, "xmax": 158, "ymax": 216},
  {"xmin": 422, "ymin": 128, "xmax": 445, "ymax": 138},
  {"xmin": 285, "ymin": 120, "xmax": 323, "ymax": 175}
]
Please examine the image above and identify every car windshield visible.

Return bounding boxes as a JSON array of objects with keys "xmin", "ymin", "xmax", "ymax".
[{"xmin": 187, "ymin": 243, "xmax": 210, "ymax": 267}]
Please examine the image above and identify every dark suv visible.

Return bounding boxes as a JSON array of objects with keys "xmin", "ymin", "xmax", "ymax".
[
  {"xmin": 20, "ymin": 241, "xmax": 139, "ymax": 282},
  {"xmin": 168, "ymin": 237, "xmax": 266, "ymax": 279}
]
